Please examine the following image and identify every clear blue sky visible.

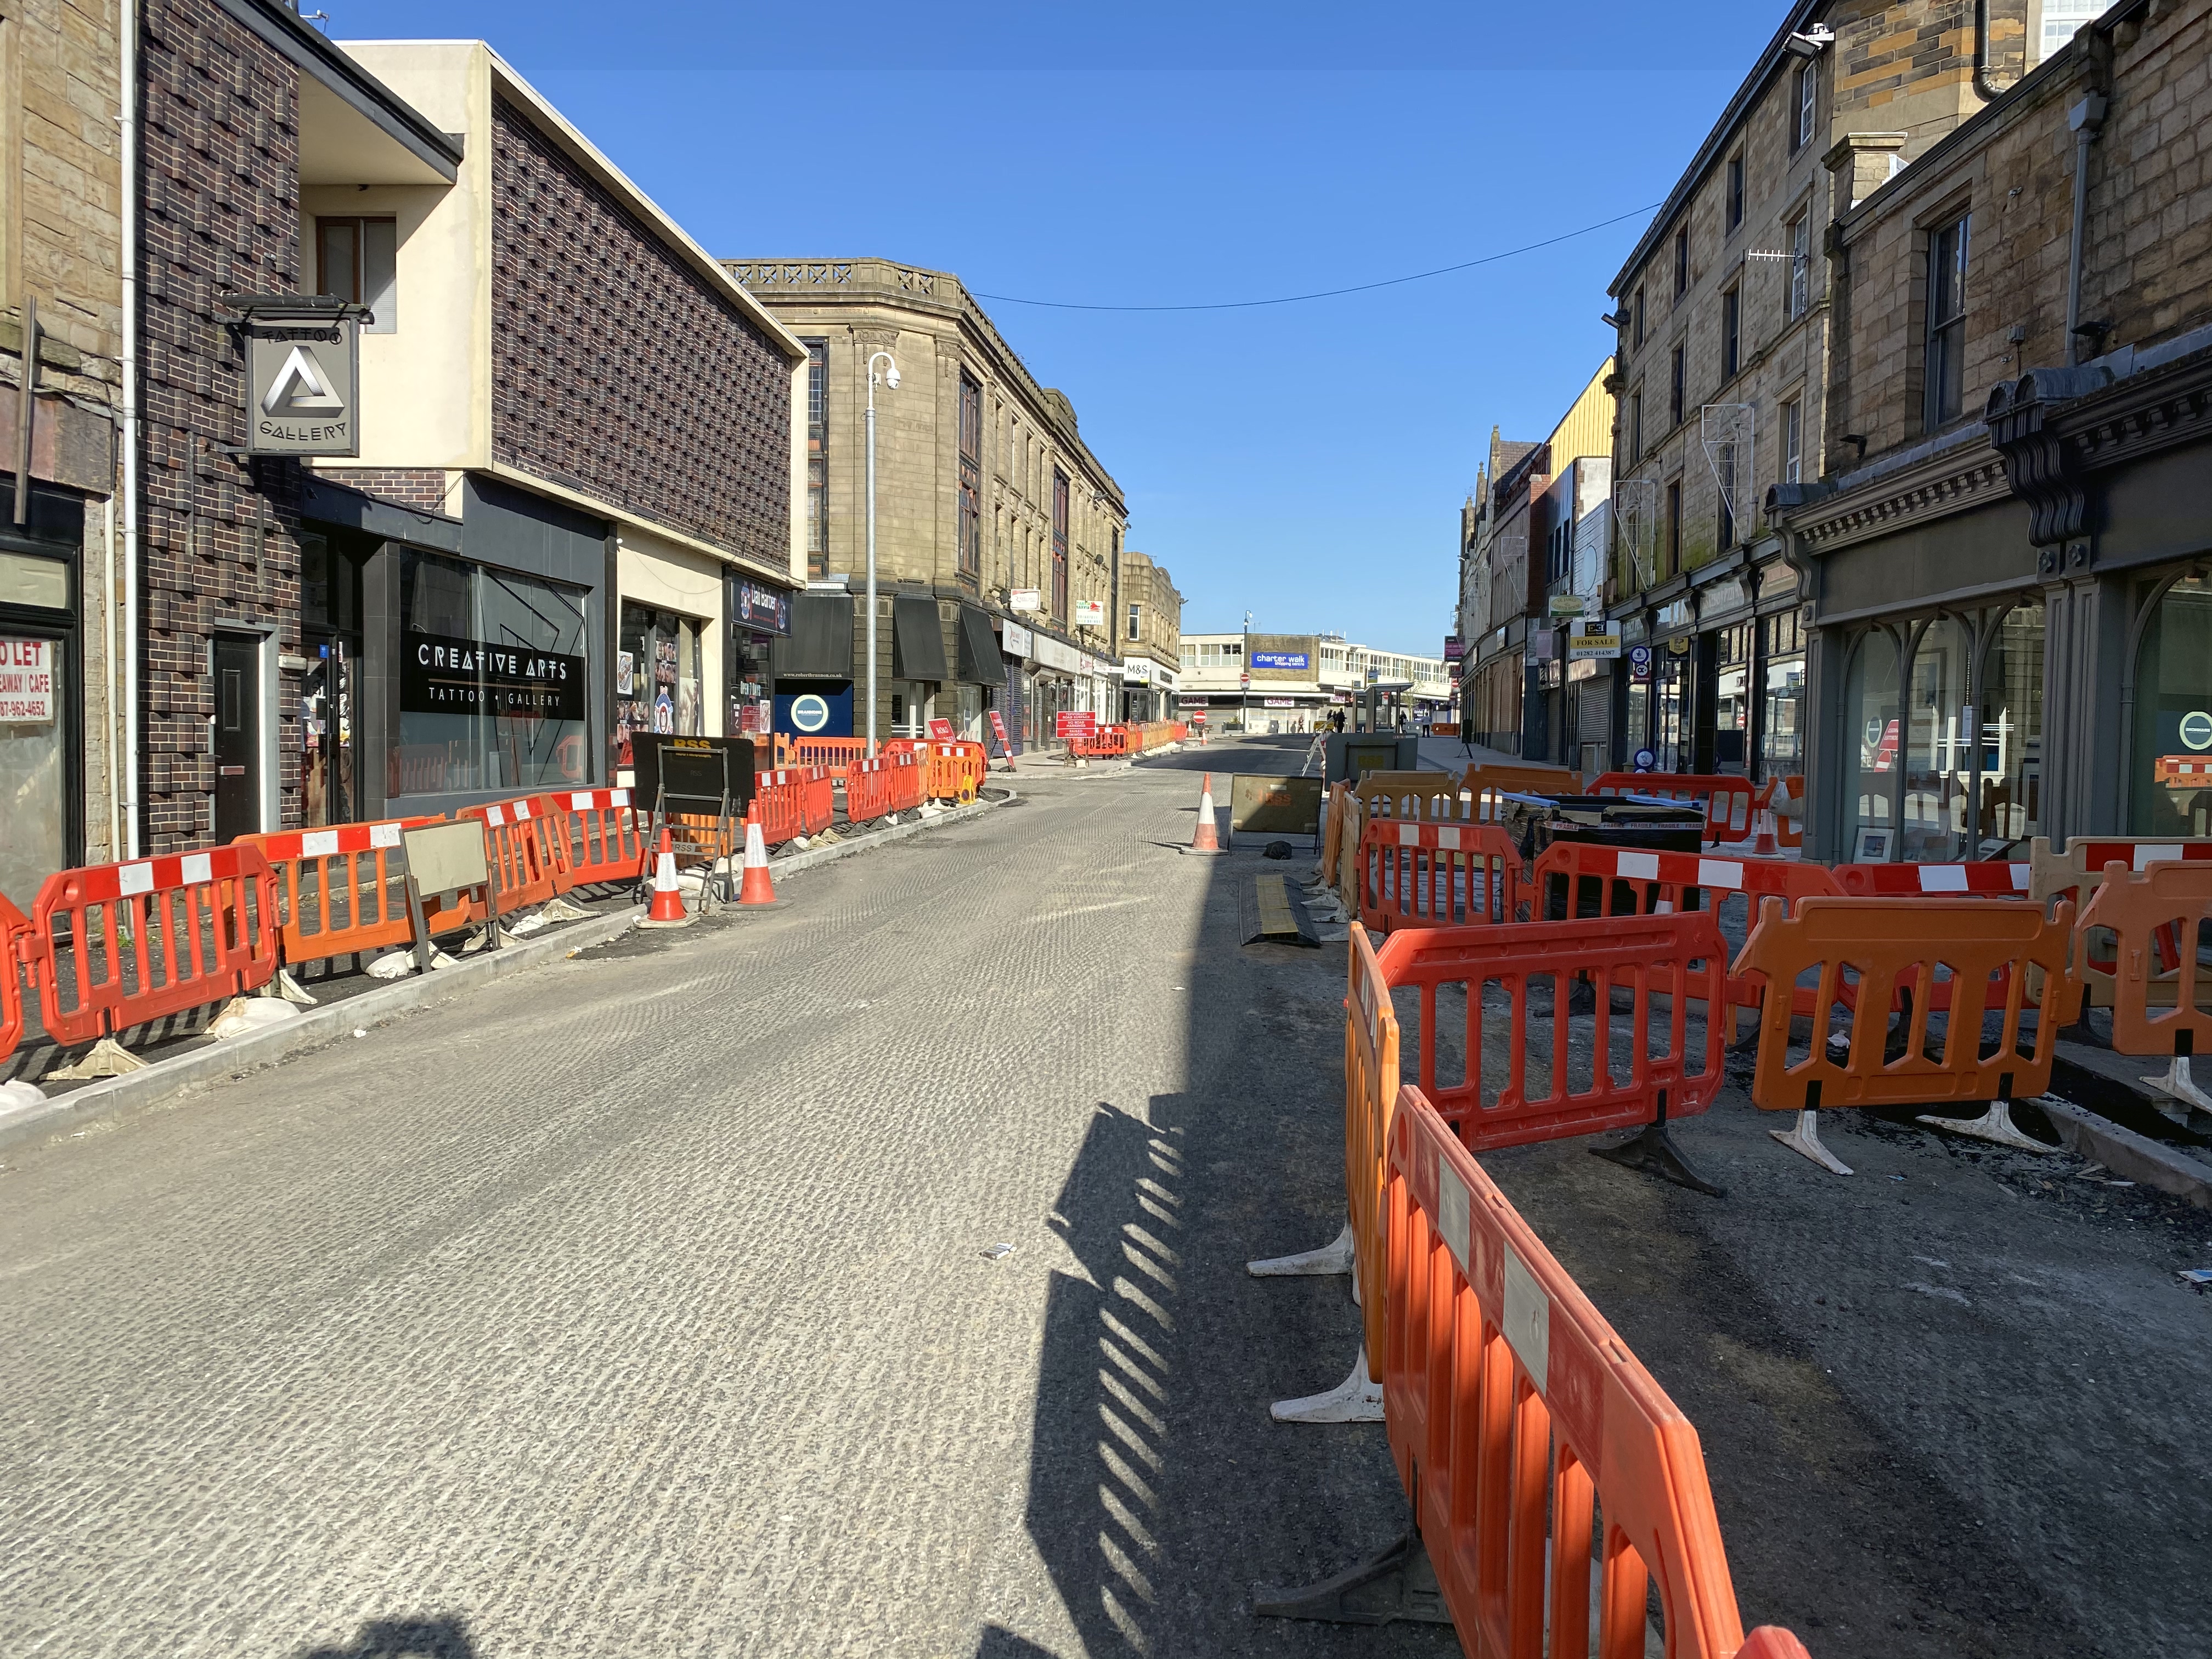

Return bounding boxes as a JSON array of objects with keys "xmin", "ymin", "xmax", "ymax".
[{"xmin": 341, "ymin": 2, "xmax": 1791, "ymax": 655}]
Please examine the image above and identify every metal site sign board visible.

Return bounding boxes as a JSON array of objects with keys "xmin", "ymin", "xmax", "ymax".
[
  {"xmin": 630, "ymin": 735, "xmax": 757, "ymax": 815},
  {"xmin": 1229, "ymin": 774, "xmax": 1324, "ymax": 839},
  {"xmin": 1054, "ymin": 711, "xmax": 1096, "ymax": 738},
  {"xmin": 400, "ymin": 820, "xmax": 490, "ymax": 899},
  {"xmin": 244, "ymin": 310, "xmax": 360, "ymax": 456}
]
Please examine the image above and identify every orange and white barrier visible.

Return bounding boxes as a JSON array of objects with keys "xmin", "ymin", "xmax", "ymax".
[
  {"xmin": 2078, "ymin": 861, "xmax": 2212, "ymax": 1115},
  {"xmin": 1355, "ymin": 819, "xmax": 1521, "ymax": 933}
]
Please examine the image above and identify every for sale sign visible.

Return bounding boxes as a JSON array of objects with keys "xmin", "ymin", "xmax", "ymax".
[{"xmin": 0, "ymin": 637, "xmax": 54, "ymax": 723}]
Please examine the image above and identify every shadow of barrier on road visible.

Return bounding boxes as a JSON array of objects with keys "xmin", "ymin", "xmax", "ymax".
[{"xmin": 296, "ymin": 1613, "xmax": 480, "ymax": 1659}]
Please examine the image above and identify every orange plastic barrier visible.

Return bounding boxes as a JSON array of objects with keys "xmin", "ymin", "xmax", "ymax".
[
  {"xmin": 887, "ymin": 739, "xmax": 984, "ymax": 803},
  {"xmin": 2076, "ymin": 862, "xmax": 2212, "ymax": 1058},
  {"xmin": 236, "ymin": 817, "xmax": 442, "ymax": 969},
  {"xmin": 1344, "ymin": 926, "xmax": 1402, "ymax": 1381},
  {"xmin": 1736, "ymin": 895, "xmax": 2076, "ymax": 1116},
  {"xmin": 1069, "ymin": 726, "xmax": 1130, "ymax": 758},
  {"xmin": 1318, "ymin": 782, "xmax": 1350, "ymax": 888},
  {"xmin": 2028, "ymin": 834, "xmax": 2212, "ymax": 906},
  {"xmin": 774, "ymin": 735, "xmax": 868, "ymax": 776},
  {"xmin": 1589, "ymin": 772, "xmax": 1757, "ymax": 844},
  {"xmin": 753, "ymin": 766, "xmax": 836, "ymax": 845},
  {"xmin": 1356, "ymin": 819, "xmax": 1522, "ymax": 933},
  {"xmin": 1378, "ymin": 911, "xmax": 1728, "ymax": 1155},
  {"xmin": 22, "ymin": 845, "xmax": 279, "ymax": 1046},
  {"xmin": 1832, "ymin": 860, "xmax": 2029, "ymax": 897},
  {"xmin": 1381, "ymin": 1086, "xmax": 1802, "ymax": 1659},
  {"xmin": 844, "ymin": 752, "xmax": 924, "ymax": 821},
  {"xmin": 0, "ymin": 892, "xmax": 27, "ymax": 1063},
  {"xmin": 538, "ymin": 787, "xmax": 647, "ymax": 890},
  {"xmin": 460, "ymin": 797, "xmax": 560, "ymax": 914},
  {"xmin": 1533, "ymin": 840, "xmax": 1841, "ymax": 1025},
  {"xmin": 1354, "ymin": 772, "xmax": 1473, "ymax": 823}
]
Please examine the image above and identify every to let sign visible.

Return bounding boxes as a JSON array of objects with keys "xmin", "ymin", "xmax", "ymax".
[{"xmin": 0, "ymin": 637, "xmax": 55, "ymax": 722}]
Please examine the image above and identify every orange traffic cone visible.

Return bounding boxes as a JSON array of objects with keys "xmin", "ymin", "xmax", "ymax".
[
  {"xmin": 737, "ymin": 812, "xmax": 781, "ymax": 905},
  {"xmin": 1752, "ymin": 806, "xmax": 1781, "ymax": 857},
  {"xmin": 641, "ymin": 827, "xmax": 691, "ymax": 928},
  {"xmin": 1187, "ymin": 772, "xmax": 1224, "ymax": 855}
]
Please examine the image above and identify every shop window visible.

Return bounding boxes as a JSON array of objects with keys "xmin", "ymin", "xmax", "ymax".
[
  {"xmin": 1652, "ymin": 637, "xmax": 1691, "ymax": 772},
  {"xmin": 1902, "ymin": 617, "xmax": 1971, "ymax": 862},
  {"xmin": 1758, "ymin": 608, "xmax": 1805, "ymax": 782},
  {"xmin": 1846, "ymin": 628, "xmax": 1900, "ymax": 858},
  {"xmin": 1976, "ymin": 598, "xmax": 2044, "ymax": 850},
  {"xmin": 317, "ymin": 217, "xmax": 397, "ymax": 334},
  {"xmin": 2131, "ymin": 574, "xmax": 2212, "ymax": 834},
  {"xmin": 617, "ymin": 602, "xmax": 704, "ymax": 763},
  {"xmin": 300, "ymin": 532, "xmax": 364, "ymax": 828},
  {"xmin": 397, "ymin": 551, "xmax": 589, "ymax": 797}
]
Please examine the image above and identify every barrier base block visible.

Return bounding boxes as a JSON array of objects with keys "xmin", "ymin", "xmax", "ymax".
[
  {"xmin": 1248, "ymin": 1221, "xmax": 1354, "ymax": 1277},
  {"xmin": 1916, "ymin": 1099, "xmax": 2056, "ymax": 1153},
  {"xmin": 541, "ymin": 895, "xmax": 594, "ymax": 923},
  {"xmin": 1271, "ymin": 1351, "xmax": 1383, "ymax": 1424},
  {"xmin": 1771, "ymin": 1108, "xmax": 1853, "ymax": 1176},
  {"xmin": 47, "ymin": 1036, "xmax": 149, "ymax": 1081},
  {"xmin": 264, "ymin": 968, "xmax": 319, "ymax": 1007},
  {"xmin": 2142, "ymin": 1056, "xmax": 2212, "ymax": 1119},
  {"xmin": 1251, "ymin": 1531, "xmax": 1453, "ymax": 1627},
  {"xmin": 1589, "ymin": 1121, "xmax": 1726, "ymax": 1198}
]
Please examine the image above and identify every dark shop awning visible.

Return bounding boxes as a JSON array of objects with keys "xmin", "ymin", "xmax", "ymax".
[
  {"xmin": 771, "ymin": 592, "xmax": 854, "ymax": 679},
  {"xmin": 891, "ymin": 595, "xmax": 950, "ymax": 682},
  {"xmin": 955, "ymin": 605, "xmax": 1007, "ymax": 685}
]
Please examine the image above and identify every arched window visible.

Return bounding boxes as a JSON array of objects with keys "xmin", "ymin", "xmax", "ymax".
[{"xmin": 1902, "ymin": 616, "xmax": 1972, "ymax": 862}]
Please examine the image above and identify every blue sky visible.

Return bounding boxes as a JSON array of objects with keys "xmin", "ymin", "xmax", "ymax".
[{"xmin": 339, "ymin": 2, "xmax": 1792, "ymax": 654}]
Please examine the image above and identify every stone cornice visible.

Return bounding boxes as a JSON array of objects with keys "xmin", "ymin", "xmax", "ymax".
[{"xmin": 1790, "ymin": 438, "xmax": 2013, "ymax": 556}]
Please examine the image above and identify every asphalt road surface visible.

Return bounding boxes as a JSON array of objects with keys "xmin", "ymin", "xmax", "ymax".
[{"xmin": 3, "ymin": 736, "xmax": 2206, "ymax": 1659}]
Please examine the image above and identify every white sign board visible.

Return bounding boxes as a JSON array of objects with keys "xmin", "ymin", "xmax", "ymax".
[
  {"xmin": 1073, "ymin": 599, "xmax": 1106, "ymax": 627},
  {"xmin": 402, "ymin": 820, "xmax": 492, "ymax": 899},
  {"xmin": 0, "ymin": 637, "xmax": 54, "ymax": 721},
  {"xmin": 1009, "ymin": 589, "xmax": 1041, "ymax": 614}
]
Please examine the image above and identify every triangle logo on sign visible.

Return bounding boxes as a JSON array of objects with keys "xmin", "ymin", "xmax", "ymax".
[{"xmin": 261, "ymin": 343, "xmax": 344, "ymax": 415}]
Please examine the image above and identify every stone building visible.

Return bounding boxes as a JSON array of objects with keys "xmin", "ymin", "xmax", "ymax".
[
  {"xmin": 1768, "ymin": 0, "xmax": 2212, "ymax": 859},
  {"xmin": 1599, "ymin": 0, "xmax": 2095, "ymax": 790},
  {"xmin": 1115, "ymin": 549, "xmax": 1181, "ymax": 722},
  {"xmin": 0, "ymin": 0, "xmax": 123, "ymax": 908},
  {"xmin": 720, "ymin": 258, "xmax": 1127, "ymax": 751}
]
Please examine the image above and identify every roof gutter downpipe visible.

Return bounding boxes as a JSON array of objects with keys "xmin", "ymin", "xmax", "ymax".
[
  {"xmin": 120, "ymin": 0, "xmax": 141, "ymax": 857},
  {"xmin": 1973, "ymin": 0, "xmax": 2008, "ymax": 101}
]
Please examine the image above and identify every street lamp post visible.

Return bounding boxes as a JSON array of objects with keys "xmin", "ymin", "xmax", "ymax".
[
  {"xmin": 1242, "ymin": 608, "xmax": 1252, "ymax": 733},
  {"xmin": 864, "ymin": 350, "xmax": 900, "ymax": 755}
]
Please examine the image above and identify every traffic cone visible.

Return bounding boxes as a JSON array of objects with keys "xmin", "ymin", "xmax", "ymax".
[
  {"xmin": 737, "ymin": 812, "xmax": 781, "ymax": 905},
  {"xmin": 1752, "ymin": 806, "xmax": 1781, "ymax": 857},
  {"xmin": 641, "ymin": 827, "xmax": 691, "ymax": 928},
  {"xmin": 1187, "ymin": 772, "xmax": 1223, "ymax": 854}
]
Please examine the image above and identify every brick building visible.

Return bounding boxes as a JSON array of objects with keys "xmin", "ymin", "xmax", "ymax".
[
  {"xmin": 0, "ymin": 0, "xmax": 124, "ymax": 907},
  {"xmin": 1598, "ymin": 0, "xmax": 2099, "ymax": 793},
  {"xmin": 1768, "ymin": 0, "xmax": 2212, "ymax": 858},
  {"xmin": 720, "ymin": 258, "xmax": 1127, "ymax": 751}
]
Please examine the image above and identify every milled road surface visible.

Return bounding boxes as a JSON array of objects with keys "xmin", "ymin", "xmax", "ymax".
[
  {"xmin": 5, "ymin": 735, "xmax": 2209, "ymax": 1659},
  {"xmin": 0, "ymin": 742, "xmax": 1443, "ymax": 1659}
]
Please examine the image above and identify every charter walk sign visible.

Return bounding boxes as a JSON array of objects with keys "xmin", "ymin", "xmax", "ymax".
[{"xmin": 236, "ymin": 298, "xmax": 362, "ymax": 456}]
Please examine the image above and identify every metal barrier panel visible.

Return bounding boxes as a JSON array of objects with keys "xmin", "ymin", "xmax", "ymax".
[
  {"xmin": 1383, "ymin": 1087, "xmax": 1769, "ymax": 1659},
  {"xmin": 1831, "ymin": 860, "xmax": 2029, "ymax": 897},
  {"xmin": 1, "ymin": 893, "xmax": 27, "ymax": 1063},
  {"xmin": 461, "ymin": 798, "xmax": 558, "ymax": 913},
  {"xmin": 540, "ymin": 788, "xmax": 646, "ymax": 889},
  {"xmin": 26, "ymin": 845, "xmax": 279, "ymax": 1045},
  {"xmin": 1378, "ymin": 912, "xmax": 1726, "ymax": 1152},
  {"xmin": 2076, "ymin": 862, "xmax": 2212, "ymax": 1056},
  {"xmin": 1736, "ymin": 895, "xmax": 2076, "ymax": 1113},
  {"xmin": 236, "ymin": 817, "xmax": 440, "ymax": 968},
  {"xmin": 1357, "ymin": 820, "xmax": 1522, "ymax": 933}
]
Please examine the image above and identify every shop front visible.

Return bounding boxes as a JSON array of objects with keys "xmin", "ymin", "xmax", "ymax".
[
  {"xmin": 0, "ymin": 481, "xmax": 87, "ymax": 911},
  {"xmin": 952, "ymin": 602, "xmax": 1005, "ymax": 739},
  {"xmin": 613, "ymin": 525, "xmax": 735, "ymax": 763},
  {"xmin": 1030, "ymin": 629, "xmax": 1086, "ymax": 747},
  {"xmin": 998, "ymin": 618, "xmax": 1033, "ymax": 752},
  {"xmin": 771, "ymin": 588, "xmax": 855, "ymax": 738},
  {"xmin": 726, "ymin": 574, "xmax": 790, "ymax": 737},
  {"xmin": 888, "ymin": 593, "xmax": 949, "ymax": 739}
]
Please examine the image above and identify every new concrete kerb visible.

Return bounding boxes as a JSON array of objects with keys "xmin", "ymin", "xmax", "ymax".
[{"xmin": 0, "ymin": 788, "xmax": 1012, "ymax": 1155}]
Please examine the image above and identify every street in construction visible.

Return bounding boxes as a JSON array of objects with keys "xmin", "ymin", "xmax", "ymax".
[{"xmin": 2, "ymin": 739, "xmax": 2208, "ymax": 1659}]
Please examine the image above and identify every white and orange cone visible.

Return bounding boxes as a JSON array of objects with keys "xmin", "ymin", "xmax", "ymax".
[
  {"xmin": 737, "ymin": 813, "xmax": 780, "ymax": 905},
  {"xmin": 1752, "ymin": 806, "xmax": 1781, "ymax": 857},
  {"xmin": 640, "ymin": 827, "xmax": 691, "ymax": 928},
  {"xmin": 1187, "ymin": 772, "xmax": 1224, "ymax": 855}
]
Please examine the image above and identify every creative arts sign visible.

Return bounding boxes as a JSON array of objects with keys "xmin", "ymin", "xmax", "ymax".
[{"xmin": 400, "ymin": 632, "xmax": 586, "ymax": 721}]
